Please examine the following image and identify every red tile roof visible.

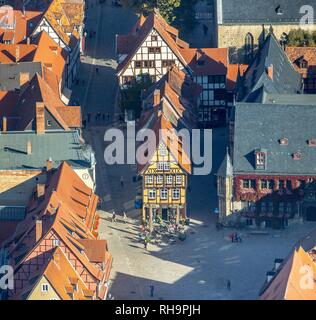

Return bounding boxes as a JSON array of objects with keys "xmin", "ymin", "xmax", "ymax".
[
  {"xmin": 260, "ymin": 246, "xmax": 316, "ymax": 300},
  {"xmin": 3, "ymin": 162, "xmax": 112, "ymax": 300},
  {"xmin": 285, "ymin": 47, "xmax": 316, "ymax": 77},
  {"xmin": 180, "ymin": 48, "xmax": 228, "ymax": 76},
  {"xmin": 117, "ymin": 9, "xmax": 190, "ymax": 75},
  {"xmin": 226, "ymin": 64, "xmax": 248, "ymax": 91}
]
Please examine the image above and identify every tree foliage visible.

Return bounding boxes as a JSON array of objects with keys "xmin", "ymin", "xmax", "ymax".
[{"xmin": 286, "ymin": 29, "xmax": 316, "ymax": 47}]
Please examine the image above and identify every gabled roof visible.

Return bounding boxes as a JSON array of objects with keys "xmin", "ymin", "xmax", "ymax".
[
  {"xmin": 1, "ymin": 71, "xmax": 81, "ymax": 131},
  {"xmin": 138, "ymin": 112, "xmax": 192, "ymax": 175},
  {"xmin": 32, "ymin": 30, "xmax": 67, "ymax": 82},
  {"xmin": 117, "ymin": 9, "xmax": 190, "ymax": 75},
  {"xmin": 237, "ymin": 33, "xmax": 302, "ymax": 102},
  {"xmin": 3, "ymin": 162, "xmax": 112, "ymax": 300},
  {"xmin": 217, "ymin": 149, "xmax": 233, "ymax": 177},
  {"xmin": 233, "ymin": 103, "xmax": 316, "ymax": 175},
  {"xmin": 226, "ymin": 64, "xmax": 248, "ymax": 91},
  {"xmin": 140, "ymin": 66, "xmax": 202, "ymax": 131},
  {"xmin": 260, "ymin": 246, "xmax": 316, "ymax": 300},
  {"xmin": 180, "ymin": 48, "xmax": 228, "ymax": 76}
]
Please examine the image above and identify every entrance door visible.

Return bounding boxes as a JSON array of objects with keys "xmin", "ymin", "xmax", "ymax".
[
  {"xmin": 306, "ymin": 206, "xmax": 316, "ymax": 221},
  {"xmin": 162, "ymin": 209, "xmax": 168, "ymax": 221}
]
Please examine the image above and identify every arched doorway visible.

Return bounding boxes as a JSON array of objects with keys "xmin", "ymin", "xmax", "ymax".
[{"xmin": 306, "ymin": 206, "xmax": 316, "ymax": 221}]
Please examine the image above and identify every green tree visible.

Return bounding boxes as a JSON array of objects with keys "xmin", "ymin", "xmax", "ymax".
[{"xmin": 157, "ymin": 0, "xmax": 181, "ymax": 23}]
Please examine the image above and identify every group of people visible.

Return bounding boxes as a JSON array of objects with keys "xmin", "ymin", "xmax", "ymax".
[
  {"xmin": 230, "ymin": 232, "xmax": 242, "ymax": 243},
  {"xmin": 111, "ymin": 210, "xmax": 127, "ymax": 224}
]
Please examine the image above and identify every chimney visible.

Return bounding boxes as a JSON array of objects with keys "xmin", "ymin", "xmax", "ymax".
[
  {"xmin": 36, "ymin": 220, "xmax": 43, "ymax": 242},
  {"xmin": 153, "ymin": 89, "xmax": 160, "ymax": 107},
  {"xmin": 26, "ymin": 140, "xmax": 32, "ymax": 155},
  {"xmin": 26, "ymin": 37, "xmax": 30, "ymax": 45},
  {"xmin": 2, "ymin": 116, "xmax": 7, "ymax": 132},
  {"xmin": 15, "ymin": 45, "xmax": 20, "ymax": 63},
  {"xmin": 36, "ymin": 102, "xmax": 45, "ymax": 134},
  {"xmin": 267, "ymin": 64, "xmax": 273, "ymax": 80},
  {"xmin": 36, "ymin": 183, "xmax": 45, "ymax": 198},
  {"xmin": 46, "ymin": 158, "xmax": 53, "ymax": 172},
  {"xmin": 20, "ymin": 72, "xmax": 30, "ymax": 86}
]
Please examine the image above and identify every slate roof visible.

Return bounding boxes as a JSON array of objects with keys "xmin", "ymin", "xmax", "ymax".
[
  {"xmin": 0, "ymin": 130, "xmax": 92, "ymax": 170},
  {"xmin": 216, "ymin": 0, "xmax": 316, "ymax": 24},
  {"xmin": 233, "ymin": 103, "xmax": 316, "ymax": 175},
  {"xmin": 217, "ymin": 149, "xmax": 233, "ymax": 177},
  {"xmin": 237, "ymin": 33, "xmax": 302, "ymax": 102}
]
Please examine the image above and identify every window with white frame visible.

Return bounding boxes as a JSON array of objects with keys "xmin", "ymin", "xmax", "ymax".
[
  {"xmin": 41, "ymin": 283, "xmax": 49, "ymax": 293},
  {"xmin": 166, "ymin": 175, "xmax": 173, "ymax": 184},
  {"xmin": 164, "ymin": 162, "xmax": 170, "ymax": 171},
  {"xmin": 160, "ymin": 189, "xmax": 168, "ymax": 200},
  {"xmin": 172, "ymin": 189, "xmax": 180, "ymax": 200},
  {"xmin": 148, "ymin": 189, "xmax": 156, "ymax": 200},
  {"xmin": 157, "ymin": 162, "xmax": 164, "ymax": 171},
  {"xmin": 146, "ymin": 175, "xmax": 154, "ymax": 184},
  {"xmin": 156, "ymin": 175, "xmax": 163, "ymax": 184},
  {"xmin": 176, "ymin": 175, "xmax": 182, "ymax": 184}
]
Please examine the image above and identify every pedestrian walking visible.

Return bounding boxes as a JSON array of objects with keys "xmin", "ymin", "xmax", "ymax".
[
  {"xmin": 123, "ymin": 211, "xmax": 127, "ymax": 224},
  {"xmin": 120, "ymin": 176, "xmax": 124, "ymax": 187},
  {"xmin": 144, "ymin": 239, "xmax": 148, "ymax": 250},
  {"xmin": 150, "ymin": 285, "xmax": 154, "ymax": 297},
  {"xmin": 227, "ymin": 280, "xmax": 231, "ymax": 291},
  {"xmin": 112, "ymin": 210, "xmax": 116, "ymax": 223}
]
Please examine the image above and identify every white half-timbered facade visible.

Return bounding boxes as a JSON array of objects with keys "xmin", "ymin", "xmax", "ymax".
[
  {"xmin": 32, "ymin": 17, "xmax": 80, "ymax": 89},
  {"xmin": 118, "ymin": 29, "xmax": 186, "ymax": 88}
]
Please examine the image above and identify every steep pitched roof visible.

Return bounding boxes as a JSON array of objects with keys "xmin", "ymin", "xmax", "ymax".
[
  {"xmin": 138, "ymin": 112, "xmax": 192, "ymax": 175},
  {"xmin": 3, "ymin": 162, "xmax": 112, "ymax": 300},
  {"xmin": 217, "ymin": 149, "xmax": 233, "ymax": 177},
  {"xmin": 233, "ymin": 103, "xmax": 316, "ymax": 175},
  {"xmin": 237, "ymin": 33, "xmax": 302, "ymax": 102},
  {"xmin": 226, "ymin": 64, "xmax": 248, "ymax": 91},
  {"xmin": 3, "ymin": 72, "xmax": 81, "ymax": 131},
  {"xmin": 32, "ymin": 30, "xmax": 67, "ymax": 82},
  {"xmin": 180, "ymin": 48, "xmax": 228, "ymax": 76},
  {"xmin": 140, "ymin": 66, "xmax": 202, "ymax": 131},
  {"xmin": 260, "ymin": 246, "xmax": 316, "ymax": 300},
  {"xmin": 117, "ymin": 9, "xmax": 190, "ymax": 75}
]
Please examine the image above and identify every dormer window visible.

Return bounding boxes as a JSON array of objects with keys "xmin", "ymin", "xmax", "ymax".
[
  {"xmin": 292, "ymin": 152, "xmax": 302, "ymax": 160},
  {"xmin": 279, "ymin": 138, "xmax": 288, "ymax": 145},
  {"xmin": 300, "ymin": 59, "xmax": 308, "ymax": 69},
  {"xmin": 308, "ymin": 139, "xmax": 316, "ymax": 147},
  {"xmin": 255, "ymin": 149, "xmax": 267, "ymax": 170}
]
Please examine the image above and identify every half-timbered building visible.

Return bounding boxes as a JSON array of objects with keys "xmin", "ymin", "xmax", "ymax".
[
  {"xmin": 138, "ymin": 66, "xmax": 202, "ymax": 229},
  {"xmin": 0, "ymin": 162, "xmax": 112, "ymax": 300},
  {"xmin": 116, "ymin": 9, "xmax": 190, "ymax": 88}
]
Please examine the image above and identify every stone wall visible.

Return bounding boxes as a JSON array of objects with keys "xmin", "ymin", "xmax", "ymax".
[{"xmin": 218, "ymin": 24, "xmax": 316, "ymax": 63}]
